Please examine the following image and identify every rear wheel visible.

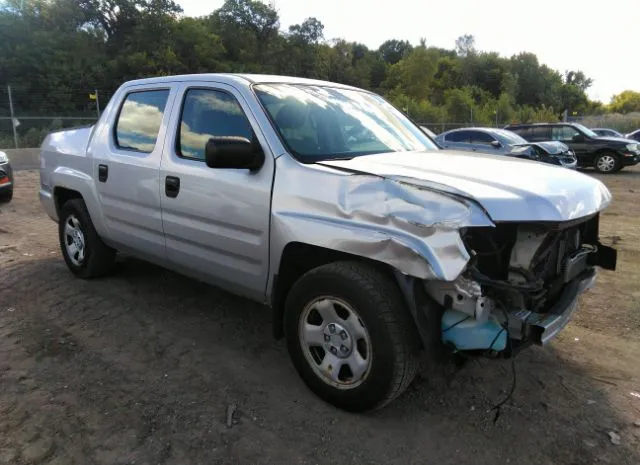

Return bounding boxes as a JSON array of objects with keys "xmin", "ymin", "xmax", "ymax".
[
  {"xmin": 594, "ymin": 152, "xmax": 621, "ymax": 173},
  {"xmin": 59, "ymin": 199, "xmax": 116, "ymax": 278},
  {"xmin": 284, "ymin": 261, "xmax": 421, "ymax": 412}
]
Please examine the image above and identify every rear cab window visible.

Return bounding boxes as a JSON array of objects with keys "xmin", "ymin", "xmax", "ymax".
[{"xmin": 115, "ymin": 90, "xmax": 171, "ymax": 153}]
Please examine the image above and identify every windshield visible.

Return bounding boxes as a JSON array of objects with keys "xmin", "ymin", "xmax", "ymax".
[
  {"xmin": 572, "ymin": 123, "xmax": 599, "ymax": 138},
  {"xmin": 254, "ymin": 84, "xmax": 439, "ymax": 162},
  {"xmin": 494, "ymin": 129, "xmax": 528, "ymax": 145}
]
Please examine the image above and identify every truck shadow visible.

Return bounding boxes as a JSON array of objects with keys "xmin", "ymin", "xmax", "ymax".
[{"xmin": 1, "ymin": 256, "xmax": 638, "ymax": 465}]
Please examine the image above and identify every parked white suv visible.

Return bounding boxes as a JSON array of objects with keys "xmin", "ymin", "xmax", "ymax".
[{"xmin": 39, "ymin": 74, "xmax": 617, "ymax": 411}]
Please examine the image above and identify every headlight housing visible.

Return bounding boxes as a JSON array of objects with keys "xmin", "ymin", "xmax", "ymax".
[
  {"xmin": 0, "ymin": 151, "xmax": 8, "ymax": 163},
  {"xmin": 626, "ymin": 143, "xmax": 639, "ymax": 152}
]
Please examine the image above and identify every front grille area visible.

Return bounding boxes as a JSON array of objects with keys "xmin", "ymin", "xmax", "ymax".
[{"xmin": 461, "ymin": 215, "xmax": 601, "ymax": 312}]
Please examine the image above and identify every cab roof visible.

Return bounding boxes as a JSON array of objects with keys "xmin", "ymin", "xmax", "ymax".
[{"xmin": 122, "ymin": 73, "xmax": 362, "ymax": 91}]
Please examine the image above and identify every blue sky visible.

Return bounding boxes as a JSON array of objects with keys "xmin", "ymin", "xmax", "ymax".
[{"xmin": 176, "ymin": 0, "xmax": 639, "ymax": 103}]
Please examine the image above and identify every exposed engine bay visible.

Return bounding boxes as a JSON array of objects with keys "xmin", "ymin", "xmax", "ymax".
[{"xmin": 424, "ymin": 213, "xmax": 617, "ymax": 355}]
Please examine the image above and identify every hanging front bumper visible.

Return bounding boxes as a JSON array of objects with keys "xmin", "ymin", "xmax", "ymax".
[{"xmin": 508, "ymin": 268, "xmax": 597, "ymax": 345}]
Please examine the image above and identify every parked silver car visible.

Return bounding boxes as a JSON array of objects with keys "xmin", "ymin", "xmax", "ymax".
[
  {"xmin": 0, "ymin": 151, "xmax": 13, "ymax": 203},
  {"xmin": 593, "ymin": 128, "xmax": 624, "ymax": 138},
  {"xmin": 435, "ymin": 127, "xmax": 577, "ymax": 168},
  {"xmin": 39, "ymin": 74, "xmax": 616, "ymax": 411}
]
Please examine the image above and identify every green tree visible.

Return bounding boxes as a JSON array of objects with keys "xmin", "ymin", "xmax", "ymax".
[
  {"xmin": 455, "ymin": 34, "xmax": 476, "ymax": 57},
  {"xmin": 444, "ymin": 87, "xmax": 475, "ymax": 122},
  {"xmin": 281, "ymin": 17, "xmax": 327, "ymax": 78},
  {"xmin": 383, "ymin": 45, "xmax": 439, "ymax": 101},
  {"xmin": 213, "ymin": 0, "xmax": 279, "ymax": 67},
  {"xmin": 378, "ymin": 39, "xmax": 412, "ymax": 65},
  {"xmin": 289, "ymin": 17, "xmax": 324, "ymax": 44},
  {"xmin": 0, "ymin": 0, "xmax": 597, "ymax": 134},
  {"xmin": 609, "ymin": 91, "xmax": 640, "ymax": 114},
  {"xmin": 564, "ymin": 70, "xmax": 593, "ymax": 92}
]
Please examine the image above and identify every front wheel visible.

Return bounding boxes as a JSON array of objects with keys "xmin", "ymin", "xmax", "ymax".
[
  {"xmin": 284, "ymin": 261, "xmax": 421, "ymax": 412},
  {"xmin": 594, "ymin": 152, "xmax": 621, "ymax": 173}
]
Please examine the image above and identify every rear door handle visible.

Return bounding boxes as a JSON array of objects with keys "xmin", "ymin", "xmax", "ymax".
[
  {"xmin": 165, "ymin": 176, "xmax": 180, "ymax": 198},
  {"xmin": 98, "ymin": 164, "xmax": 108, "ymax": 182}
]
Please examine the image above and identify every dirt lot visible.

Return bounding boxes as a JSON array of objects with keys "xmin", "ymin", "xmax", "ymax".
[{"xmin": 1, "ymin": 169, "xmax": 639, "ymax": 465}]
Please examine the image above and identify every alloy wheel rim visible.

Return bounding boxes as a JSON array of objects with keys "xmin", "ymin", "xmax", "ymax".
[
  {"xmin": 64, "ymin": 214, "xmax": 86, "ymax": 266},
  {"xmin": 597, "ymin": 155, "xmax": 616, "ymax": 172},
  {"xmin": 298, "ymin": 297, "xmax": 372, "ymax": 390}
]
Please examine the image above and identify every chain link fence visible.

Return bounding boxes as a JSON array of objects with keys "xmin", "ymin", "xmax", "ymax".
[
  {"xmin": 567, "ymin": 113, "xmax": 640, "ymax": 135},
  {"xmin": 0, "ymin": 86, "xmax": 116, "ymax": 149}
]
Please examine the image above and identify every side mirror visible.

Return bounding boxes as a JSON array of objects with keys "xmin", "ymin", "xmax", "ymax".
[
  {"xmin": 491, "ymin": 140, "xmax": 502, "ymax": 148},
  {"xmin": 205, "ymin": 136, "xmax": 265, "ymax": 171}
]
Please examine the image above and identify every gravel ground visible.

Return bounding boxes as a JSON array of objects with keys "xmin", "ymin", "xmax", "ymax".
[{"xmin": 0, "ymin": 170, "xmax": 639, "ymax": 465}]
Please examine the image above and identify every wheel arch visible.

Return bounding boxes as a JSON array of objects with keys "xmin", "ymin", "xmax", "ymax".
[
  {"xmin": 54, "ymin": 186, "xmax": 83, "ymax": 217},
  {"xmin": 270, "ymin": 242, "xmax": 399, "ymax": 340},
  {"xmin": 50, "ymin": 167, "xmax": 109, "ymax": 237}
]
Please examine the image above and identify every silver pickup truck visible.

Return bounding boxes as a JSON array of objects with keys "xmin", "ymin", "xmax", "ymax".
[{"xmin": 39, "ymin": 74, "xmax": 617, "ymax": 411}]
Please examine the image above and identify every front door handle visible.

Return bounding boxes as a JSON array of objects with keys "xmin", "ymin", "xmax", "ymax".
[
  {"xmin": 165, "ymin": 176, "xmax": 180, "ymax": 198},
  {"xmin": 98, "ymin": 164, "xmax": 108, "ymax": 182}
]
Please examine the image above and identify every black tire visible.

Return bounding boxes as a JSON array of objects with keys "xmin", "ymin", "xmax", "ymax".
[
  {"xmin": 58, "ymin": 198, "xmax": 116, "ymax": 279},
  {"xmin": 0, "ymin": 187, "xmax": 13, "ymax": 203},
  {"xmin": 284, "ymin": 261, "xmax": 421, "ymax": 412},
  {"xmin": 593, "ymin": 152, "xmax": 621, "ymax": 173}
]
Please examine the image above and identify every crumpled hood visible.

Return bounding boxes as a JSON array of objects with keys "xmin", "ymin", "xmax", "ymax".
[
  {"xmin": 318, "ymin": 150, "xmax": 612, "ymax": 222},
  {"xmin": 520, "ymin": 141, "xmax": 570, "ymax": 155}
]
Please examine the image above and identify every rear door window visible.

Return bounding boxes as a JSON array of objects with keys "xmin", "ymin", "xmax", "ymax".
[
  {"xmin": 115, "ymin": 90, "xmax": 170, "ymax": 153},
  {"xmin": 469, "ymin": 131, "xmax": 496, "ymax": 145},
  {"xmin": 551, "ymin": 125, "xmax": 580, "ymax": 142},
  {"xmin": 529, "ymin": 126, "xmax": 551, "ymax": 141},
  {"xmin": 445, "ymin": 130, "xmax": 472, "ymax": 143}
]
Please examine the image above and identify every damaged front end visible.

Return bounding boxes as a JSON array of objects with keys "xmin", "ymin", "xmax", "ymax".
[
  {"xmin": 272, "ymin": 153, "xmax": 616, "ymax": 356},
  {"xmin": 424, "ymin": 214, "xmax": 617, "ymax": 355}
]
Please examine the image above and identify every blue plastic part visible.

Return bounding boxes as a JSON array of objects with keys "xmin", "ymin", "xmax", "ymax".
[{"xmin": 441, "ymin": 309, "xmax": 507, "ymax": 351}]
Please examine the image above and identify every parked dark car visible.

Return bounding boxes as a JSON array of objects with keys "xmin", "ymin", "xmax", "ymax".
[
  {"xmin": 626, "ymin": 129, "xmax": 640, "ymax": 142},
  {"xmin": 435, "ymin": 127, "xmax": 577, "ymax": 168},
  {"xmin": 592, "ymin": 128, "xmax": 624, "ymax": 138},
  {"xmin": 0, "ymin": 151, "xmax": 13, "ymax": 203},
  {"xmin": 504, "ymin": 122, "xmax": 640, "ymax": 173}
]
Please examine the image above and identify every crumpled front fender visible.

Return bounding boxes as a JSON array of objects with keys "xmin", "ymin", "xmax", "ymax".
[{"xmin": 268, "ymin": 155, "xmax": 495, "ymax": 295}]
